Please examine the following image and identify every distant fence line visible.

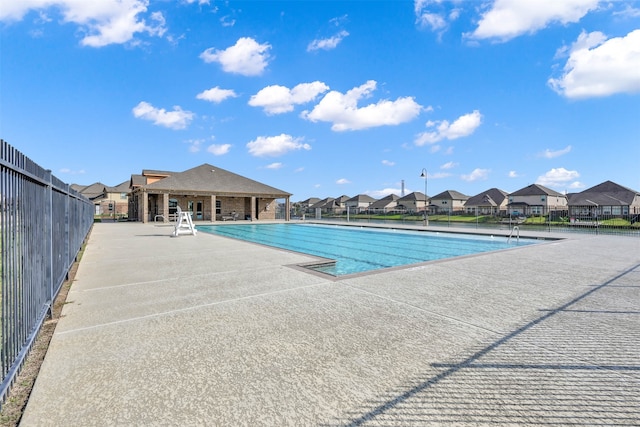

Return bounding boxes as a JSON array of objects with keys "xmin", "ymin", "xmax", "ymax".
[
  {"xmin": 0, "ymin": 139, "xmax": 94, "ymax": 405},
  {"xmin": 295, "ymin": 207, "xmax": 640, "ymax": 237}
]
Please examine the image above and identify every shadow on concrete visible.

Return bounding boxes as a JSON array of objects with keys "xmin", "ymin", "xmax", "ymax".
[{"xmin": 335, "ymin": 263, "xmax": 640, "ymax": 426}]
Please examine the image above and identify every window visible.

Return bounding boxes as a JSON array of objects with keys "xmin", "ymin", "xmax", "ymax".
[
  {"xmin": 540, "ymin": 196, "xmax": 546, "ymax": 201},
  {"xmin": 120, "ymin": 192, "xmax": 127, "ymax": 199},
  {"xmin": 169, "ymin": 198, "xmax": 178, "ymax": 215},
  {"xmin": 215, "ymin": 200, "xmax": 221, "ymax": 215}
]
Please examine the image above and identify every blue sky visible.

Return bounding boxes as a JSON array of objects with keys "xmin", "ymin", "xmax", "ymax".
[{"xmin": 2, "ymin": 0, "xmax": 639, "ymax": 201}]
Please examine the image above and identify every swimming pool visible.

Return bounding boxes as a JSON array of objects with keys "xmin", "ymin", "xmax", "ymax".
[{"xmin": 197, "ymin": 223, "xmax": 541, "ymax": 276}]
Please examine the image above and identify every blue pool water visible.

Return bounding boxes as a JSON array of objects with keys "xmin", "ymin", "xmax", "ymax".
[{"xmin": 197, "ymin": 223, "xmax": 540, "ymax": 276}]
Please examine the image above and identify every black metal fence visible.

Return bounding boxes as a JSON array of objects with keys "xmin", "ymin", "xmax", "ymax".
[
  {"xmin": 297, "ymin": 207, "xmax": 640, "ymax": 237},
  {"xmin": 0, "ymin": 139, "xmax": 94, "ymax": 405}
]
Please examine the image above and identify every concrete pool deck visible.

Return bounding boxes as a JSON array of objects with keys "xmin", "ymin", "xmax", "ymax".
[{"xmin": 21, "ymin": 221, "xmax": 640, "ymax": 426}]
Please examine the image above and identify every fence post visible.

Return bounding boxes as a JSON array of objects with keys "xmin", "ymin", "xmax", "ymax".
[{"xmin": 45, "ymin": 170, "xmax": 53, "ymax": 317}]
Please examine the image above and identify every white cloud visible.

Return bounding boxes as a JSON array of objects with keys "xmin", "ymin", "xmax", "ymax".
[
  {"xmin": 429, "ymin": 171, "xmax": 452, "ymax": 179},
  {"xmin": 468, "ymin": 0, "xmax": 600, "ymax": 42},
  {"xmin": 381, "ymin": 160, "xmax": 395, "ymax": 166},
  {"xmin": 461, "ymin": 168, "xmax": 490, "ymax": 182},
  {"xmin": 249, "ymin": 82, "xmax": 329, "ymax": 115},
  {"xmin": 539, "ymin": 145, "xmax": 572, "ymax": 159},
  {"xmin": 220, "ymin": 16, "xmax": 235, "ymax": 27},
  {"xmin": 414, "ymin": 0, "xmax": 459, "ymax": 33},
  {"xmin": 59, "ymin": 168, "xmax": 85, "ymax": 175},
  {"xmin": 366, "ymin": 188, "xmax": 401, "ymax": 199},
  {"xmin": 307, "ymin": 30, "xmax": 349, "ymax": 51},
  {"xmin": 196, "ymin": 87, "xmax": 238, "ymax": 103},
  {"xmin": 336, "ymin": 178, "xmax": 351, "ymax": 185},
  {"xmin": 415, "ymin": 110, "xmax": 482, "ymax": 146},
  {"xmin": 508, "ymin": 170, "xmax": 520, "ymax": 178},
  {"xmin": 132, "ymin": 101, "xmax": 194, "ymax": 130},
  {"xmin": 186, "ymin": 138, "xmax": 205, "ymax": 152},
  {"xmin": 0, "ymin": 0, "xmax": 167, "ymax": 47},
  {"xmin": 266, "ymin": 162, "xmax": 283, "ymax": 170},
  {"xmin": 207, "ymin": 144, "xmax": 231, "ymax": 155},
  {"xmin": 301, "ymin": 80, "xmax": 422, "ymax": 131},
  {"xmin": 441, "ymin": 161, "xmax": 458, "ymax": 170},
  {"xmin": 536, "ymin": 167, "xmax": 583, "ymax": 189},
  {"xmin": 200, "ymin": 37, "xmax": 271, "ymax": 76},
  {"xmin": 246, "ymin": 134, "xmax": 311, "ymax": 157},
  {"xmin": 183, "ymin": 0, "xmax": 210, "ymax": 4},
  {"xmin": 548, "ymin": 30, "xmax": 640, "ymax": 98}
]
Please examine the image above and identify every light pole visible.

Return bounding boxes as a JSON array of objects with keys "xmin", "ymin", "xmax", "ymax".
[{"xmin": 420, "ymin": 168, "xmax": 428, "ymax": 226}]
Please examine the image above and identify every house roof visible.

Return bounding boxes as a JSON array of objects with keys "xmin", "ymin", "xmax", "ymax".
[
  {"xmin": 568, "ymin": 180, "xmax": 639, "ymax": 206},
  {"xmin": 397, "ymin": 191, "xmax": 426, "ymax": 202},
  {"xmin": 346, "ymin": 194, "xmax": 376, "ymax": 204},
  {"xmin": 465, "ymin": 188, "xmax": 509, "ymax": 206},
  {"xmin": 141, "ymin": 163, "xmax": 290, "ymax": 196},
  {"xmin": 72, "ymin": 182, "xmax": 108, "ymax": 200},
  {"xmin": 510, "ymin": 183, "xmax": 564, "ymax": 197},
  {"xmin": 310, "ymin": 197, "xmax": 337, "ymax": 209},
  {"xmin": 142, "ymin": 169, "xmax": 175, "ymax": 177},
  {"xmin": 369, "ymin": 194, "xmax": 399, "ymax": 209},
  {"xmin": 431, "ymin": 190, "xmax": 469, "ymax": 200},
  {"xmin": 298, "ymin": 197, "xmax": 321, "ymax": 205},
  {"xmin": 104, "ymin": 181, "xmax": 130, "ymax": 193},
  {"xmin": 335, "ymin": 195, "xmax": 351, "ymax": 204},
  {"xmin": 130, "ymin": 174, "xmax": 146, "ymax": 188}
]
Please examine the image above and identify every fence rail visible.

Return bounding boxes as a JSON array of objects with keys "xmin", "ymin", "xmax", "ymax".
[
  {"xmin": 297, "ymin": 207, "xmax": 640, "ymax": 237},
  {"xmin": 0, "ymin": 139, "xmax": 94, "ymax": 405}
]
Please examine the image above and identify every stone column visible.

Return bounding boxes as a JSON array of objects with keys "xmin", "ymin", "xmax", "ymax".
[
  {"xmin": 251, "ymin": 196, "xmax": 256, "ymax": 220},
  {"xmin": 285, "ymin": 196, "xmax": 290, "ymax": 221},
  {"xmin": 142, "ymin": 190, "xmax": 148, "ymax": 223},
  {"xmin": 211, "ymin": 195, "xmax": 216, "ymax": 222},
  {"xmin": 162, "ymin": 193, "xmax": 169, "ymax": 223}
]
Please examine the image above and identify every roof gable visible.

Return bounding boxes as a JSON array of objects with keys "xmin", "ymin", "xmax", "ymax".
[
  {"xmin": 568, "ymin": 180, "xmax": 639, "ymax": 205},
  {"xmin": 346, "ymin": 194, "xmax": 376, "ymax": 203},
  {"xmin": 398, "ymin": 191, "xmax": 426, "ymax": 202},
  {"xmin": 431, "ymin": 190, "xmax": 469, "ymax": 200},
  {"xmin": 511, "ymin": 184, "xmax": 564, "ymax": 197},
  {"xmin": 465, "ymin": 188, "xmax": 509, "ymax": 206}
]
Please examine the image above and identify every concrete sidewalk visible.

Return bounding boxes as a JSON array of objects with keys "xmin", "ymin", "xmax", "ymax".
[{"xmin": 21, "ymin": 222, "xmax": 640, "ymax": 426}]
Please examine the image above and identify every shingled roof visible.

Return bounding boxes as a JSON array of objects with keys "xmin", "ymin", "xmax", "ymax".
[
  {"xmin": 465, "ymin": 188, "xmax": 509, "ymax": 206},
  {"xmin": 568, "ymin": 180, "xmax": 639, "ymax": 206},
  {"xmin": 142, "ymin": 163, "xmax": 290, "ymax": 196},
  {"xmin": 510, "ymin": 183, "xmax": 564, "ymax": 197},
  {"xmin": 397, "ymin": 191, "xmax": 427, "ymax": 202},
  {"xmin": 369, "ymin": 194, "xmax": 399, "ymax": 209},
  {"xmin": 431, "ymin": 190, "xmax": 469, "ymax": 200}
]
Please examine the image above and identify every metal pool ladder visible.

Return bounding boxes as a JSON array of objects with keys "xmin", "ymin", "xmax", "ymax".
[{"xmin": 508, "ymin": 226, "xmax": 520, "ymax": 243}]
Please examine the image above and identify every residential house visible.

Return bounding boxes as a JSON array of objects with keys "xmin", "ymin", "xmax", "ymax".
[
  {"xmin": 72, "ymin": 181, "xmax": 129, "ymax": 216},
  {"xmin": 430, "ymin": 190, "xmax": 470, "ymax": 214},
  {"xmin": 567, "ymin": 180, "xmax": 640, "ymax": 219},
  {"xmin": 334, "ymin": 195, "xmax": 350, "ymax": 213},
  {"xmin": 507, "ymin": 184, "xmax": 567, "ymax": 216},
  {"xmin": 368, "ymin": 194, "xmax": 400, "ymax": 213},
  {"xmin": 464, "ymin": 188, "xmax": 509, "ymax": 215},
  {"xmin": 345, "ymin": 194, "xmax": 376, "ymax": 213},
  {"xmin": 128, "ymin": 163, "xmax": 291, "ymax": 223},
  {"xmin": 396, "ymin": 192, "xmax": 427, "ymax": 213}
]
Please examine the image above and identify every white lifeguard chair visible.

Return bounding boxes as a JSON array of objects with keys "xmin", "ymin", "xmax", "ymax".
[{"xmin": 172, "ymin": 206, "xmax": 197, "ymax": 237}]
